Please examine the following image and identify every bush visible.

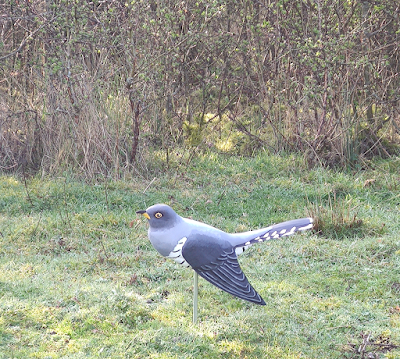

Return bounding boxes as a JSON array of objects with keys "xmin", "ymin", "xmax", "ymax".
[{"xmin": 1, "ymin": 0, "xmax": 399, "ymax": 178}]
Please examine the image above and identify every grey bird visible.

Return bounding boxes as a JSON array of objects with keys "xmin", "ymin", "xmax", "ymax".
[{"xmin": 137, "ymin": 204, "xmax": 313, "ymax": 305}]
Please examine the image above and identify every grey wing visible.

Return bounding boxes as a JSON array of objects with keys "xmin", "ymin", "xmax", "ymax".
[{"xmin": 181, "ymin": 234, "xmax": 266, "ymax": 305}]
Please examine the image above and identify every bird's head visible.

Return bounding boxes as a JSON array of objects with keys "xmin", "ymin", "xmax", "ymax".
[{"xmin": 136, "ymin": 203, "xmax": 180, "ymax": 230}]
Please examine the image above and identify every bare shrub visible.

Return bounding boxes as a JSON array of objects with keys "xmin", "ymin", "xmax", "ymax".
[{"xmin": 0, "ymin": 1, "xmax": 399, "ymax": 178}]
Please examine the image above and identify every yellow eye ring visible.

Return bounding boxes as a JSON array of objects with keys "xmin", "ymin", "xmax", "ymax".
[{"xmin": 155, "ymin": 212, "xmax": 163, "ymax": 219}]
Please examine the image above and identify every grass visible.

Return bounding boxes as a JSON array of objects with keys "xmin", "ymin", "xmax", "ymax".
[{"xmin": 0, "ymin": 152, "xmax": 399, "ymax": 358}]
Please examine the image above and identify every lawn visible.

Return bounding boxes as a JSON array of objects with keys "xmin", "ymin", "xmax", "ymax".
[{"xmin": 0, "ymin": 153, "xmax": 399, "ymax": 358}]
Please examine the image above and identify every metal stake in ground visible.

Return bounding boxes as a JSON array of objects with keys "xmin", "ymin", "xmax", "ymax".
[{"xmin": 193, "ymin": 271, "xmax": 198, "ymax": 324}]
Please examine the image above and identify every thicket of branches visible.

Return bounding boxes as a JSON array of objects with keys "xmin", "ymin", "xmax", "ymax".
[{"xmin": 1, "ymin": 0, "xmax": 399, "ymax": 178}]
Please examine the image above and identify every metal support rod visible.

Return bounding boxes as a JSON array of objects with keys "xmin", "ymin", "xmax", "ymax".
[{"xmin": 193, "ymin": 271, "xmax": 198, "ymax": 324}]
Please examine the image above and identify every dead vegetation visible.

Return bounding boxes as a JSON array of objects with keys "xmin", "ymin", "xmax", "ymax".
[
  {"xmin": 1, "ymin": 1, "xmax": 399, "ymax": 179},
  {"xmin": 341, "ymin": 332, "xmax": 399, "ymax": 358}
]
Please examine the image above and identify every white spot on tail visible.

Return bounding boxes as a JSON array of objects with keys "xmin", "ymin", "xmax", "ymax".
[{"xmin": 298, "ymin": 219, "xmax": 314, "ymax": 231}]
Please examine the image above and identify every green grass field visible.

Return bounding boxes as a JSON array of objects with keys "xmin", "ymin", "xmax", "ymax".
[{"xmin": 1, "ymin": 153, "xmax": 399, "ymax": 358}]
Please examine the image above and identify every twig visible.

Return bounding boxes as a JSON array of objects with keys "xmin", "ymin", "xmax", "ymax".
[
  {"xmin": 99, "ymin": 235, "xmax": 110, "ymax": 259},
  {"xmin": 104, "ymin": 181, "xmax": 110, "ymax": 213},
  {"xmin": 0, "ymin": 15, "xmax": 58, "ymax": 60},
  {"xmin": 62, "ymin": 178, "xmax": 73, "ymax": 231},
  {"xmin": 143, "ymin": 177, "xmax": 157, "ymax": 194},
  {"xmin": 22, "ymin": 166, "xmax": 34, "ymax": 207},
  {"xmin": 30, "ymin": 212, "xmax": 42, "ymax": 241},
  {"xmin": 358, "ymin": 332, "xmax": 371, "ymax": 354},
  {"xmin": 217, "ymin": 189, "xmax": 226, "ymax": 206}
]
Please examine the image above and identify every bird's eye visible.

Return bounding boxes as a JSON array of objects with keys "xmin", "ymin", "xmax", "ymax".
[{"xmin": 155, "ymin": 212, "xmax": 163, "ymax": 219}]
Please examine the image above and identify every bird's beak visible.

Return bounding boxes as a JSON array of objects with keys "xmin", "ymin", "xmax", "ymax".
[{"xmin": 136, "ymin": 210, "xmax": 150, "ymax": 220}]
